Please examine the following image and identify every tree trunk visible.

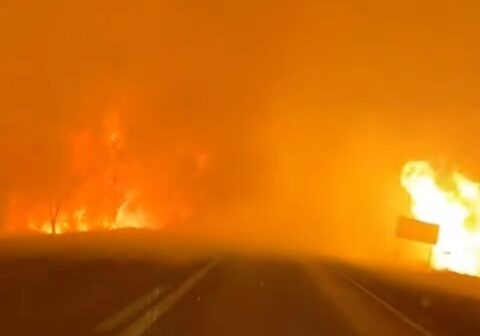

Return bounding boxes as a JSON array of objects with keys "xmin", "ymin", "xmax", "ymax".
[
  {"xmin": 50, "ymin": 201, "xmax": 60, "ymax": 235},
  {"xmin": 51, "ymin": 217, "xmax": 56, "ymax": 235}
]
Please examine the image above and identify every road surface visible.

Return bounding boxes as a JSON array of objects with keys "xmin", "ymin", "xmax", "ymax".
[{"xmin": 1, "ymin": 255, "xmax": 480, "ymax": 336}]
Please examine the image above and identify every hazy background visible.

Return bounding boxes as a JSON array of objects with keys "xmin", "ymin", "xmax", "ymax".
[{"xmin": 1, "ymin": 0, "xmax": 480, "ymax": 259}]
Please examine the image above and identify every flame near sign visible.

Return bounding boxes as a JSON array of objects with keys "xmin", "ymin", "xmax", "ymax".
[{"xmin": 401, "ymin": 161, "xmax": 480, "ymax": 276}]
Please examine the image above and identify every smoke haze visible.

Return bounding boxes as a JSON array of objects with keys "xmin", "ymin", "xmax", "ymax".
[{"xmin": 2, "ymin": 0, "xmax": 480, "ymax": 259}]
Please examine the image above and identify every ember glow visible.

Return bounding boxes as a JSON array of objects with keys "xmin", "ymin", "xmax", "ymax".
[{"xmin": 401, "ymin": 161, "xmax": 480, "ymax": 276}]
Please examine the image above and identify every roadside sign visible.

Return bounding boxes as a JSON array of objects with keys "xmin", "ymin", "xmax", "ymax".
[{"xmin": 396, "ymin": 216, "xmax": 439, "ymax": 245}]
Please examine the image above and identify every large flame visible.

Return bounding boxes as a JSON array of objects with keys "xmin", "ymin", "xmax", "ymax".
[
  {"xmin": 15, "ymin": 112, "xmax": 151, "ymax": 234},
  {"xmin": 401, "ymin": 161, "xmax": 480, "ymax": 276},
  {"xmin": 4, "ymin": 106, "xmax": 210, "ymax": 236},
  {"xmin": 27, "ymin": 191, "xmax": 149, "ymax": 234}
]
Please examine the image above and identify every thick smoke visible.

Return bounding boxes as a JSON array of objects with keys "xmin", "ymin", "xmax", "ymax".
[{"xmin": 2, "ymin": 1, "xmax": 480, "ymax": 259}]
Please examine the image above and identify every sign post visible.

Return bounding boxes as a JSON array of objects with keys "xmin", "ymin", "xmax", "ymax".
[{"xmin": 395, "ymin": 216, "xmax": 440, "ymax": 266}]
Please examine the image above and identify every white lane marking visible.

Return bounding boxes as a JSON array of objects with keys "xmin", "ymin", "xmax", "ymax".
[
  {"xmin": 95, "ymin": 286, "xmax": 168, "ymax": 334},
  {"xmin": 116, "ymin": 260, "xmax": 219, "ymax": 336},
  {"xmin": 340, "ymin": 272, "xmax": 435, "ymax": 336}
]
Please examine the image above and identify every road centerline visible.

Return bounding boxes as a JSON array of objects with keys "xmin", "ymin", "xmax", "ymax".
[
  {"xmin": 115, "ymin": 259, "xmax": 219, "ymax": 336},
  {"xmin": 94, "ymin": 285, "xmax": 168, "ymax": 334}
]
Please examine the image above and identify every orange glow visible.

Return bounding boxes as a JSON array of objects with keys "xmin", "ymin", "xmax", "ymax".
[
  {"xmin": 27, "ymin": 192, "xmax": 149, "ymax": 234},
  {"xmin": 401, "ymin": 161, "xmax": 480, "ymax": 276},
  {"xmin": 12, "ymin": 112, "xmax": 152, "ymax": 235}
]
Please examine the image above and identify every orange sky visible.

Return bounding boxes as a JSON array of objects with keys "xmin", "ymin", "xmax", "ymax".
[{"xmin": 1, "ymin": 0, "xmax": 480, "ymax": 258}]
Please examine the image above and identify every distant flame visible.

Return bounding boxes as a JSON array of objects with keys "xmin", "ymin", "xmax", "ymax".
[
  {"xmin": 401, "ymin": 161, "xmax": 480, "ymax": 276},
  {"xmin": 25, "ymin": 112, "xmax": 150, "ymax": 234},
  {"xmin": 27, "ymin": 191, "xmax": 149, "ymax": 234},
  {"xmin": 5, "ymin": 107, "xmax": 207, "ymax": 236}
]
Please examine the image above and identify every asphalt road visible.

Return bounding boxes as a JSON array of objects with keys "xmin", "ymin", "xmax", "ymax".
[{"xmin": 2, "ymin": 255, "xmax": 480, "ymax": 336}]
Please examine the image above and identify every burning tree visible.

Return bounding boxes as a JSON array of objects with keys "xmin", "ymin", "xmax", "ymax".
[{"xmin": 24, "ymin": 112, "xmax": 148, "ymax": 234}]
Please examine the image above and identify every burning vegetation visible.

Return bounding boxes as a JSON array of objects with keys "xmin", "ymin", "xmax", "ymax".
[
  {"xmin": 401, "ymin": 161, "xmax": 480, "ymax": 276},
  {"xmin": 7, "ymin": 112, "xmax": 154, "ymax": 234}
]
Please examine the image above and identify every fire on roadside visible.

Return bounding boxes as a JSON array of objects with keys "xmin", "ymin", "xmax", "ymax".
[
  {"xmin": 9, "ymin": 112, "xmax": 151, "ymax": 235},
  {"xmin": 401, "ymin": 161, "xmax": 480, "ymax": 276},
  {"xmin": 27, "ymin": 191, "xmax": 148, "ymax": 234}
]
